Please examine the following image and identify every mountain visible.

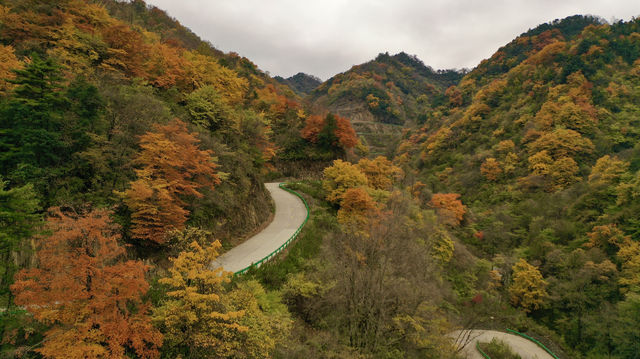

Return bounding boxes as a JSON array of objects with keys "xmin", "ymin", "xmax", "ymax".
[
  {"xmin": 306, "ymin": 52, "xmax": 464, "ymax": 155},
  {"xmin": 394, "ymin": 15, "xmax": 640, "ymax": 357},
  {"xmin": 3, "ymin": 1, "xmax": 640, "ymax": 357},
  {"xmin": 274, "ymin": 72, "xmax": 322, "ymax": 95},
  {"xmin": 0, "ymin": 0, "xmax": 361, "ymax": 356},
  {"xmin": 469, "ymin": 15, "xmax": 604, "ymax": 85}
]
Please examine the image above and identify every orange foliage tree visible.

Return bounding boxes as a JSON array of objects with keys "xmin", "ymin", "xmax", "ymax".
[
  {"xmin": 11, "ymin": 209, "xmax": 162, "ymax": 359},
  {"xmin": 337, "ymin": 187, "xmax": 379, "ymax": 228},
  {"xmin": 122, "ymin": 119, "xmax": 220, "ymax": 244},
  {"xmin": 300, "ymin": 114, "xmax": 324, "ymax": 143},
  {"xmin": 100, "ymin": 23, "xmax": 150, "ymax": 78},
  {"xmin": 144, "ymin": 42, "xmax": 187, "ymax": 89},
  {"xmin": 301, "ymin": 113, "xmax": 357, "ymax": 151},
  {"xmin": 429, "ymin": 193, "xmax": 466, "ymax": 226},
  {"xmin": 480, "ymin": 157, "xmax": 502, "ymax": 181},
  {"xmin": 334, "ymin": 114, "xmax": 358, "ymax": 149}
]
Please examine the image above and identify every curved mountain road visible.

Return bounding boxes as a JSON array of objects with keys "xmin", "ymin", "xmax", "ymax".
[
  {"xmin": 211, "ymin": 182, "xmax": 308, "ymax": 273},
  {"xmin": 450, "ymin": 330, "xmax": 554, "ymax": 359}
]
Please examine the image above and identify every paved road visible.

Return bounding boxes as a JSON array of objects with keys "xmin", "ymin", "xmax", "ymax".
[
  {"xmin": 211, "ymin": 182, "xmax": 308, "ymax": 273},
  {"xmin": 450, "ymin": 330, "xmax": 554, "ymax": 359}
]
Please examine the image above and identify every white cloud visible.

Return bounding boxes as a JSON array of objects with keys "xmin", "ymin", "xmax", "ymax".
[{"xmin": 146, "ymin": 0, "xmax": 640, "ymax": 80}]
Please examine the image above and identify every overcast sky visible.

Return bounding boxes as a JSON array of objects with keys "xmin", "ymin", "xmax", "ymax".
[{"xmin": 146, "ymin": 0, "xmax": 640, "ymax": 80}]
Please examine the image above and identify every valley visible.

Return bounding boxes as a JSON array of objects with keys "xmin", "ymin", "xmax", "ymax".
[{"xmin": 0, "ymin": 1, "xmax": 639, "ymax": 358}]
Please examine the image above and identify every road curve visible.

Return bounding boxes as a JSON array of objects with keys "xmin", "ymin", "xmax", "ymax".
[
  {"xmin": 450, "ymin": 330, "xmax": 554, "ymax": 359},
  {"xmin": 211, "ymin": 182, "xmax": 308, "ymax": 273}
]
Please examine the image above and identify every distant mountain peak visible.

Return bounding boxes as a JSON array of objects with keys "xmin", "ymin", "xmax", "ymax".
[{"xmin": 275, "ymin": 72, "xmax": 322, "ymax": 95}]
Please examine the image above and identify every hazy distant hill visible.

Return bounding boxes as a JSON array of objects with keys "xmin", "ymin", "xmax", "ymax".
[{"xmin": 274, "ymin": 72, "xmax": 322, "ymax": 95}]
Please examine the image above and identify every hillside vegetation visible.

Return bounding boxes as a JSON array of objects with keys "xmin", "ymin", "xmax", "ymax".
[
  {"xmin": 1, "ymin": 1, "xmax": 639, "ymax": 358},
  {"xmin": 394, "ymin": 15, "xmax": 640, "ymax": 358},
  {"xmin": 306, "ymin": 52, "xmax": 464, "ymax": 156},
  {"xmin": 0, "ymin": 0, "xmax": 358, "ymax": 357},
  {"xmin": 274, "ymin": 72, "xmax": 322, "ymax": 95}
]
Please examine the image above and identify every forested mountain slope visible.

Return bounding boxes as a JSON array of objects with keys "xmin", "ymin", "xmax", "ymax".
[
  {"xmin": 0, "ymin": 0, "xmax": 358, "ymax": 356},
  {"xmin": 307, "ymin": 52, "xmax": 464, "ymax": 155},
  {"xmin": 274, "ymin": 72, "xmax": 322, "ymax": 95},
  {"xmin": 394, "ymin": 15, "xmax": 640, "ymax": 357}
]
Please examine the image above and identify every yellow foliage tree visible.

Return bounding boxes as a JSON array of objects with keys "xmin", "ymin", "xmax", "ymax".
[
  {"xmin": 154, "ymin": 235, "xmax": 290, "ymax": 358},
  {"xmin": 549, "ymin": 156, "xmax": 580, "ymax": 190},
  {"xmin": 528, "ymin": 150, "xmax": 553, "ymax": 176},
  {"xmin": 585, "ymin": 224, "xmax": 627, "ymax": 256},
  {"xmin": 496, "ymin": 139, "xmax": 515, "ymax": 154},
  {"xmin": 589, "ymin": 155, "xmax": 629, "ymax": 185},
  {"xmin": 430, "ymin": 229, "xmax": 455, "ymax": 265},
  {"xmin": 0, "ymin": 44, "xmax": 21, "ymax": 95},
  {"xmin": 227, "ymin": 280, "xmax": 292, "ymax": 358},
  {"xmin": 322, "ymin": 159, "xmax": 368, "ymax": 205},
  {"xmin": 528, "ymin": 128, "xmax": 594, "ymax": 159},
  {"xmin": 153, "ymin": 239, "xmax": 247, "ymax": 357},
  {"xmin": 509, "ymin": 258, "xmax": 548, "ymax": 313},
  {"xmin": 618, "ymin": 239, "xmax": 640, "ymax": 293},
  {"xmin": 182, "ymin": 50, "xmax": 248, "ymax": 103},
  {"xmin": 357, "ymin": 156, "xmax": 403, "ymax": 190}
]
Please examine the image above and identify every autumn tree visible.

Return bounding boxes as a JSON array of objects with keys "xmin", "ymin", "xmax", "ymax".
[
  {"xmin": 334, "ymin": 114, "xmax": 358, "ymax": 149},
  {"xmin": 445, "ymin": 85, "xmax": 463, "ymax": 107},
  {"xmin": 617, "ymin": 237, "xmax": 640, "ymax": 293},
  {"xmin": 480, "ymin": 157, "xmax": 502, "ymax": 181},
  {"xmin": 357, "ymin": 156, "xmax": 403, "ymax": 190},
  {"xmin": 301, "ymin": 113, "xmax": 357, "ymax": 152},
  {"xmin": 429, "ymin": 193, "xmax": 466, "ymax": 226},
  {"xmin": 0, "ymin": 45, "xmax": 21, "ymax": 95},
  {"xmin": 549, "ymin": 156, "xmax": 580, "ymax": 190},
  {"xmin": 122, "ymin": 119, "xmax": 220, "ymax": 244},
  {"xmin": 153, "ymin": 239, "xmax": 246, "ymax": 357},
  {"xmin": 154, "ymin": 233, "xmax": 290, "ymax": 358},
  {"xmin": 182, "ymin": 50, "xmax": 247, "ymax": 102},
  {"xmin": 300, "ymin": 114, "xmax": 324, "ymax": 144},
  {"xmin": 337, "ymin": 187, "xmax": 379, "ymax": 229},
  {"xmin": 11, "ymin": 209, "xmax": 162, "ymax": 359},
  {"xmin": 508, "ymin": 258, "xmax": 548, "ymax": 313},
  {"xmin": 322, "ymin": 193, "xmax": 454, "ymax": 356},
  {"xmin": 528, "ymin": 128, "xmax": 594, "ymax": 159},
  {"xmin": 589, "ymin": 155, "xmax": 629, "ymax": 185},
  {"xmin": 585, "ymin": 224, "xmax": 627, "ymax": 256},
  {"xmin": 144, "ymin": 42, "xmax": 187, "ymax": 89},
  {"xmin": 526, "ymin": 151, "xmax": 580, "ymax": 191},
  {"xmin": 322, "ymin": 159, "xmax": 368, "ymax": 205},
  {"xmin": 186, "ymin": 85, "xmax": 237, "ymax": 131},
  {"xmin": 430, "ymin": 229, "xmax": 455, "ymax": 265},
  {"xmin": 100, "ymin": 22, "xmax": 150, "ymax": 79}
]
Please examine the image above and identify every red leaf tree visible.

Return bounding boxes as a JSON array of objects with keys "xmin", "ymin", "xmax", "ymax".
[
  {"xmin": 11, "ymin": 209, "xmax": 162, "ymax": 359},
  {"xmin": 122, "ymin": 119, "xmax": 221, "ymax": 244},
  {"xmin": 429, "ymin": 193, "xmax": 467, "ymax": 226}
]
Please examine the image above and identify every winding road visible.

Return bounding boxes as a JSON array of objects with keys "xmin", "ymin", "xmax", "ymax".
[
  {"xmin": 450, "ymin": 330, "xmax": 554, "ymax": 359},
  {"xmin": 209, "ymin": 184, "xmax": 554, "ymax": 359},
  {"xmin": 211, "ymin": 182, "xmax": 308, "ymax": 273}
]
